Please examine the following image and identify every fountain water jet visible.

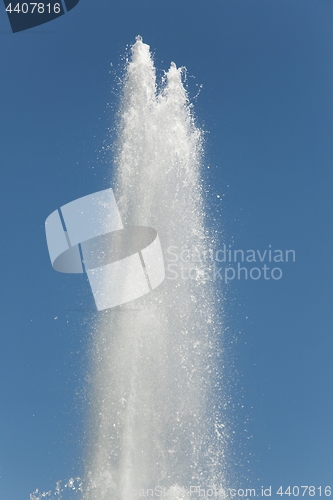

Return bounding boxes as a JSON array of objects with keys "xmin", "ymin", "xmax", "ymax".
[{"xmin": 83, "ymin": 37, "xmax": 227, "ymax": 500}]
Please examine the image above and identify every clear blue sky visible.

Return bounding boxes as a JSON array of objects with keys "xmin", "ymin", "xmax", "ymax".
[{"xmin": 1, "ymin": 0, "xmax": 333, "ymax": 498}]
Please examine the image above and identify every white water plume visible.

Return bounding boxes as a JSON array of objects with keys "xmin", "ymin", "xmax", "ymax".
[{"xmin": 83, "ymin": 37, "xmax": 228, "ymax": 500}]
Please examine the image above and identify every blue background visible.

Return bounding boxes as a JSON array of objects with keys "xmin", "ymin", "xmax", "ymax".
[{"xmin": 0, "ymin": 0, "xmax": 332, "ymax": 497}]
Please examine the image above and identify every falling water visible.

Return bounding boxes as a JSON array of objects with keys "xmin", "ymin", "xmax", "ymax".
[{"xmin": 83, "ymin": 37, "xmax": 228, "ymax": 500}]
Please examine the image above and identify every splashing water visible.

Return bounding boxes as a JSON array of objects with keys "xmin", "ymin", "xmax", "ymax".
[
  {"xmin": 83, "ymin": 37, "xmax": 228, "ymax": 500},
  {"xmin": 30, "ymin": 478, "xmax": 83, "ymax": 500}
]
